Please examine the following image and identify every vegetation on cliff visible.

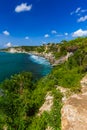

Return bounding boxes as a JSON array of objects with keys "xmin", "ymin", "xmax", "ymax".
[
  {"xmin": 0, "ymin": 72, "xmax": 62, "ymax": 130},
  {"xmin": 0, "ymin": 37, "xmax": 87, "ymax": 129}
]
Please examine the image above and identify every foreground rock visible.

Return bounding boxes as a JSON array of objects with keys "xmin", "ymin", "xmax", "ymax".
[
  {"xmin": 61, "ymin": 75, "xmax": 87, "ymax": 130},
  {"xmin": 62, "ymin": 93, "xmax": 87, "ymax": 130}
]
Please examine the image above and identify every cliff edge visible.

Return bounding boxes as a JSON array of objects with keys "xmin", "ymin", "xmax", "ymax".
[{"xmin": 61, "ymin": 75, "xmax": 87, "ymax": 130}]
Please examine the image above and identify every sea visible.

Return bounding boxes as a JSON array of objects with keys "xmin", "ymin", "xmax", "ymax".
[{"xmin": 0, "ymin": 52, "xmax": 52, "ymax": 82}]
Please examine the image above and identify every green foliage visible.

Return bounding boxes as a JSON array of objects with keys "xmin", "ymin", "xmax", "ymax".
[
  {"xmin": 28, "ymin": 90, "xmax": 62, "ymax": 130},
  {"xmin": 36, "ymin": 46, "xmax": 45, "ymax": 53},
  {"xmin": 0, "ymin": 72, "xmax": 37, "ymax": 129},
  {"xmin": 0, "ymin": 71, "xmax": 59, "ymax": 130},
  {"xmin": 54, "ymin": 45, "xmax": 67, "ymax": 59},
  {"xmin": 28, "ymin": 114, "xmax": 48, "ymax": 130},
  {"xmin": 51, "ymin": 62, "xmax": 83, "ymax": 92},
  {"xmin": 47, "ymin": 90, "xmax": 62, "ymax": 130},
  {"xmin": 0, "ymin": 71, "xmax": 63, "ymax": 130}
]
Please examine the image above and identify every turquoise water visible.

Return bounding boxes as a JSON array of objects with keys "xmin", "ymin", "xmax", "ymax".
[{"xmin": 0, "ymin": 52, "xmax": 52, "ymax": 82}]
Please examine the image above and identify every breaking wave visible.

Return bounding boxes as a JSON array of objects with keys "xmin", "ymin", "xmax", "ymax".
[{"xmin": 29, "ymin": 54, "xmax": 51, "ymax": 66}]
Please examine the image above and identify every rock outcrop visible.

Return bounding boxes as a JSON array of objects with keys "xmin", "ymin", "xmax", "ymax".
[
  {"xmin": 61, "ymin": 75, "xmax": 87, "ymax": 130},
  {"xmin": 52, "ymin": 52, "xmax": 73, "ymax": 66},
  {"xmin": 80, "ymin": 75, "xmax": 87, "ymax": 93},
  {"xmin": 38, "ymin": 92, "xmax": 53, "ymax": 116}
]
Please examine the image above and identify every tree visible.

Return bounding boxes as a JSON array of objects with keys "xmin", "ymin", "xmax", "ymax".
[{"xmin": 0, "ymin": 72, "xmax": 35, "ymax": 129}]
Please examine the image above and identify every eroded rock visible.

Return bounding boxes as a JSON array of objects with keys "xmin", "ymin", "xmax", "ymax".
[
  {"xmin": 81, "ymin": 75, "xmax": 87, "ymax": 93},
  {"xmin": 38, "ymin": 92, "xmax": 53, "ymax": 116},
  {"xmin": 61, "ymin": 75, "xmax": 87, "ymax": 130},
  {"xmin": 62, "ymin": 92, "xmax": 87, "ymax": 130}
]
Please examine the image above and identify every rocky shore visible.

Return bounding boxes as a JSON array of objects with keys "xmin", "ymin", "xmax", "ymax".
[
  {"xmin": 3, "ymin": 47, "xmax": 73, "ymax": 66},
  {"xmin": 27, "ymin": 51, "xmax": 73, "ymax": 66}
]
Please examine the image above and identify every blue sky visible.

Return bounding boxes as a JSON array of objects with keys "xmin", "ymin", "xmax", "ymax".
[{"xmin": 0, "ymin": 0, "xmax": 87, "ymax": 48}]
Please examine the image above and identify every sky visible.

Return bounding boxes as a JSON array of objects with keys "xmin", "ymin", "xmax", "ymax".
[{"xmin": 0, "ymin": 0, "xmax": 87, "ymax": 48}]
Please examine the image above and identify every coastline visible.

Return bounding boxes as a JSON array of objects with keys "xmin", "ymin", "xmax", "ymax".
[
  {"xmin": 0, "ymin": 51, "xmax": 52, "ymax": 82},
  {"xmin": 1, "ymin": 48, "xmax": 54, "ymax": 65},
  {"xmin": 1, "ymin": 47, "xmax": 73, "ymax": 67}
]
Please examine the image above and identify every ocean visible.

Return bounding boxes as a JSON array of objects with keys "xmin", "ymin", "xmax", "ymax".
[{"xmin": 0, "ymin": 52, "xmax": 52, "ymax": 82}]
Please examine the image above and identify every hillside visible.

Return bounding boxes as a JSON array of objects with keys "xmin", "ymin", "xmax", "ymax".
[{"xmin": 0, "ymin": 37, "xmax": 87, "ymax": 130}]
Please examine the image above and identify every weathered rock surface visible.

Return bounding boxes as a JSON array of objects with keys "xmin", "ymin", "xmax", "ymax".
[
  {"xmin": 61, "ymin": 75, "xmax": 87, "ymax": 130},
  {"xmin": 81, "ymin": 75, "xmax": 87, "ymax": 93},
  {"xmin": 38, "ymin": 92, "xmax": 53, "ymax": 116},
  {"xmin": 52, "ymin": 52, "xmax": 73, "ymax": 66}
]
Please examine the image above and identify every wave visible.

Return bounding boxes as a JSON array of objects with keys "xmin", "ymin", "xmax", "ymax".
[{"xmin": 29, "ymin": 54, "xmax": 51, "ymax": 66}]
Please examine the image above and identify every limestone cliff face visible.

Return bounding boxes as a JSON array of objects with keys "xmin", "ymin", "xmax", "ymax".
[{"xmin": 61, "ymin": 75, "xmax": 87, "ymax": 130}]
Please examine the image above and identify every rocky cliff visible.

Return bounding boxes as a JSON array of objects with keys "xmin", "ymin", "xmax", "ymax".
[{"xmin": 61, "ymin": 75, "xmax": 87, "ymax": 130}]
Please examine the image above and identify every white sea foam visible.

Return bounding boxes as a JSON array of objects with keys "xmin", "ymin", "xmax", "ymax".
[{"xmin": 29, "ymin": 54, "xmax": 51, "ymax": 65}]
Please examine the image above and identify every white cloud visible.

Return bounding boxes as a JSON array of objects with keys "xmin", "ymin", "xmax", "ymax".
[
  {"xmin": 81, "ymin": 9, "xmax": 87, "ymax": 13},
  {"xmin": 72, "ymin": 29, "xmax": 87, "ymax": 37},
  {"xmin": 3, "ymin": 30, "xmax": 10, "ymax": 36},
  {"xmin": 51, "ymin": 30, "xmax": 57, "ymax": 34},
  {"xmin": 44, "ymin": 34, "xmax": 50, "ymax": 38},
  {"xmin": 77, "ymin": 15, "xmax": 87, "ymax": 22},
  {"xmin": 77, "ymin": 13, "xmax": 81, "ymax": 16},
  {"xmin": 15, "ymin": 3, "xmax": 32, "ymax": 13},
  {"xmin": 70, "ymin": 7, "xmax": 87, "ymax": 16},
  {"xmin": 5, "ymin": 42, "xmax": 12, "ymax": 48},
  {"xmin": 65, "ymin": 33, "xmax": 68, "ymax": 36},
  {"xmin": 25, "ymin": 36, "xmax": 29, "ymax": 40},
  {"xmin": 75, "ymin": 7, "xmax": 81, "ymax": 13},
  {"xmin": 70, "ymin": 7, "xmax": 81, "ymax": 15},
  {"xmin": 70, "ymin": 12, "xmax": 74, "ymax": 15}
]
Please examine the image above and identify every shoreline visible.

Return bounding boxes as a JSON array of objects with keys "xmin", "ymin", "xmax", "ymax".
[
  {"xmin": 1, "ymin": 48, "xmax": 54, "ymax": 66},
  {"xmin": 1, "ymin": 50, "xmax": 53, "ymax": 66},
  {"xmin": 1, "ymin": 47, "xmax": 73, "ymax": 66}
]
